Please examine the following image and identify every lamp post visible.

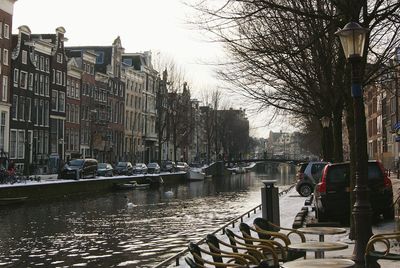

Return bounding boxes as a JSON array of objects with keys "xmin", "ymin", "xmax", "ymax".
[
  {"xmin": 336, "ymin": 22, "xmax": 372, "ymax": 267},
  {"xmin": 320, "ymin": 116, "xmax": 331, "ymax": 161}
]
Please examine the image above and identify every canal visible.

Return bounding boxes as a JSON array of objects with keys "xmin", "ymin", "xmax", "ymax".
[{"xmin": 0, "ymin": 163, "xmax": 295, "ymax": 267}]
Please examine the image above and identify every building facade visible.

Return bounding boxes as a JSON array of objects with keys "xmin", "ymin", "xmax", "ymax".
[{"xmin": 0, "ymin": 0, "xmax": 15, "ymax": 159}]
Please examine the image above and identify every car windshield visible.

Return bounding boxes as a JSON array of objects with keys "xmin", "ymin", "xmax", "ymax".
[
  {"xmin": 68, "ymin": 159, "xmax": 84, "ymax": 166},
  {"xmin": 117, "ymin": 162, "xmax": 127, "ymax": 167},
  {"xmin": 98, "ymin": 163, "xmax": 107, "ymax": 169},
  {"xmin": 148, "ymin": 163, "xmax": 158, "ymax": 168},
  {"xmin": 298, "ymin": 163, "xmax": 308, "ymax": 173},
  {"xmin": 135, "ymin": 163, "xmax": 144, "ymax": 168},
  {"xmin": 177, "ymin": 162, "xmax": 185, "ymax": 166}
]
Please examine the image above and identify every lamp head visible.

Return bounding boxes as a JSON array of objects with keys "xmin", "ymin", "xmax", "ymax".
[
  {"xmin": 320, "ymin": 116, "xmax": 331, "ymax": 128},
  {"xmin": 335, "ymin": 22, "xmax": 369, "ymax": 59}
]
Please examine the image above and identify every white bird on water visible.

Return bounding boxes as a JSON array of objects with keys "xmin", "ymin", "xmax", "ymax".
[
  {"xmin": 165, "ymin": 189, "xmax": 174, "ymax": 198},
  {"xmin": 125, "ymin": 196, "xmax": 137, "ymax": 208}
]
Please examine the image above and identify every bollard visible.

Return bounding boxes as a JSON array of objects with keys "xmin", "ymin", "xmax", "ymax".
[{"xmin": 261, "ymin": 180, "xmax": 280, "ymax": 226}]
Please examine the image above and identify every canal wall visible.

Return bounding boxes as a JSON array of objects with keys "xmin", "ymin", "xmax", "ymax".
[{"xmin": 0, "ymin": 172, "xmax": 187, "ymax": 201}]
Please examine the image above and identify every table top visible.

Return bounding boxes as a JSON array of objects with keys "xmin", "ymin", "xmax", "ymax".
[
  {"xmin": 281, "ymin": 258, "xmax": 355, "ymax": 268},
  {"xmin": 288, "ymin": 241, "xmax": 348, "ymax": 252},
  {"xmin": 298, "ymin": 227, "xmax": 347, "ymax": 235}
]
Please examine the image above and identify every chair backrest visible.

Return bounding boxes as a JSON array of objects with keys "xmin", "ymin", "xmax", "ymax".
[
  {"xmin": 206, "ymin": 234, "xmax": 224, "ymax": 263},
  {"xmin": 185, "ymin": 256, "xmax": 200, "ymax": 268},
  {"xmin": 253, "ymin": 217, "xmax": 280, "ymax": 239},
  {"xmin": 239, "ymin": 222, "xmax": 254, "ymax": 245},
  {"xmin": 188, "ymin": 242, "xmax": 204, "ymax": 266},
  {"xmin": 224, "ymin": 228, "xmax": 239, "ymax": 252}
]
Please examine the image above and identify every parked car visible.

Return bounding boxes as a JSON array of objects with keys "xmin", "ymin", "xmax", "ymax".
[
  {"xmin": 114, "ymin": 162, "xmax": 134, "ymax": 175},
  {"xmin": 176, "ymin": 162, "xmax": 189, "ymax": 172},
  {"xmin": 295, "ymin": 161, "xmax": 328, "ymax": 197},
  {"xmin": 147, "ymin": 162, "xmax": 160, "ymax": 174},
  {"xmin": 59, "ymin": 158, "xmax": 98, "ymax": 179},
  {"xmin": 314, "ymin": 160, "xmax": 394, "ymax": 223},
  {"xmin": 133, "ymin": 163, "xmax": 147, "ymax": 174},
  {"xmin": 161, "ymin": 160, "xmax": 176, "ymax": 172},
  {"xmin": 97, "ymin": 163, "xmax": 114, "ymax": 177}
]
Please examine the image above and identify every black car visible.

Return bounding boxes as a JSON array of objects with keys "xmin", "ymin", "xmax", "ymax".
[
  {"xmin": 59, "ymin": 158, "xmax": 98, "ymax": 180},
  {"xmin": 147, "ymin": 162, "xmax": 160, "ymax": 174},
  {"xmin": 114, "ymin": 162, "xmax": 134, "ymax": 175},
  {"xmin": 161, "ymin": 160, "xmax": 176, "ymax": 172},
  {"xmin": 97, "ymin": 163, "xmax": 114, "ymax": 177},
  {"xmin": 314, "ymin": 160, "xmax": 394, "ymax": 223}
]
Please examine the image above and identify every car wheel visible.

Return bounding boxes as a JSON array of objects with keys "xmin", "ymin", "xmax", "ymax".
[
  {"xmin": 299, "ymin": 184, "xmax": 313, "ymax": 197},
  {"xmin": 383, "ymin": 207, "xmax": 395, "ymax": 220}
]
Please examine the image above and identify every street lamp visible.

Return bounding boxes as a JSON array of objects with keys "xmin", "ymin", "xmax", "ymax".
[
  {"xmin": 320, "ymin": 116, "xmax": 331, "ymax": 161},
  {"xmin": 336, "ymin": 22, "xmax": 371, "ymax": 267}
]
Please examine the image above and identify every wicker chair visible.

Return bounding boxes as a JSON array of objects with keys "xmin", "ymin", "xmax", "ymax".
[
  {"xmin": 206, "ymin": 233, "xmax": 266, "ymax": 265},
  {"xmin": 252, "ymin": 218, "xmax": 306, "ymax": 261},
  {"xmin": 365, "ymin": 231, "xmax": 400, "ymax": 268},
  {"xmin": 224, "ymin": 228, "xmax": 280, "ymax": 268},
  {"xmin": 188, "ymin": 242, "xmax": 251, "ymax": 267}
]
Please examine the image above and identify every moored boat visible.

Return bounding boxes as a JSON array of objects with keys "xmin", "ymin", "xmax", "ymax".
[
  {"xmin": 188, "ymin": 168, "xmax": 205, "ymax": 181},
  {"xmin": 0, "ymin": 196, "xmax": 28, "ymax": 205}
]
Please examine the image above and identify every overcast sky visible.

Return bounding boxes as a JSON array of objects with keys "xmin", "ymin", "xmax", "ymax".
[{"xmin": 12, "ymin": 0, "xmax": 293, "ymax": 138}]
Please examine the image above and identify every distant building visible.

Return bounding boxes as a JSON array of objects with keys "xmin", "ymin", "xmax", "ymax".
[{"xmin": 266, "ymin": 131, "xmax": 304, "ymax": 160}]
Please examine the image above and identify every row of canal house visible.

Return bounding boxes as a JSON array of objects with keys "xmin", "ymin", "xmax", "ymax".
[
  {"xmin": 0, "ymin": 1, "xmax": 248, "ymax": 174},
  {"xmin": 364, "ymin": 51, "xmax": 400, "ymax": 170},
  {"xmin": 9, "ymin": 24, "xmax": 161, "ymax": 174}
]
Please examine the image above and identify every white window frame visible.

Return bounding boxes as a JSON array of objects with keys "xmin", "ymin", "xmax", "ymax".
[
  {"xmin": 10, "ymin": 130, "xmax": 17, "ymax": 159},
  {"xmin": 58, "ymin": 91, "xmax": 65, "ymax": 112},
  {"xmin": 3, "ymin": 49, "xmax": 8, "ymax": 66},
  {"xmin": 22, "ymin": 50, "xmax": 28, "ymax": 64},
  {"xmin": 20, "ymin": 71, "xmax": 28, "ymax": 89},
  {"xmin": 51, "ymin": 90, "xmax": 58, "ymax": 111},
  {"xmin": 4, "ymin": 24, "xmax": 9, "ymax": 39},
  {"xmin": 2, "ymin": 76, "xmax": 8, "ymax": 102},
  {"xmin": 13, "ymin": 69, "xmax": 18, "ymax": 86}
]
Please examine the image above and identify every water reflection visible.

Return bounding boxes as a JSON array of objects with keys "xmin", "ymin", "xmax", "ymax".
[{"xmin": 0, "ymin": 164, "xmax": 295, "ymax": 267}]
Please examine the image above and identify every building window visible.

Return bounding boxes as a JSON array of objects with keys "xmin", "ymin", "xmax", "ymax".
[
  {"xmin": 10, "ymin": 130, "xmax": 17, "ymax": 159},
  {"xmin": 4, "ymin": 24, "xmax": 9, "ymax": 39},
  {"xmin": 0, "ymin": 112, "xmax": 6, "ymax": 151},
  {"xmin": 39, "ymin": 75, "xmax": 44, "ymax": 95},
  {"xmin": 26, "ymin": 97, "xmax": 31, "ymax": 122},
  {"xmin": 28, "ymin": 73, "xmax": 33, "ymax": 90},
  {"xmin": 57, "ymin": 53, "xmax": 62, "ymax": 63},
  {"xmin": 51, "ymin": 90, "xmax": 58, "ymax": 111},
  {"xmin": 39, "ymin": 100, "xmax": 43, "ymax": 126},
  {"xmin": 56, "ymin": 70, "xmax": 62, "ymax": 85},
  {"xmin": 45, "ymin": 58, "xmax": 49, "ymax": 72},
  {"xmin": 39, "ymin": 56, "xmax": 44, "ymax": 71},
  {"xmin": 2, "ymin": 76, "xmax": 7, "ymax": 101},
  {"xmin": 18, "ymin": 96, "xmax": 24, "ymax": 121},
  {"xmin": 12, "ymin": 95, "xmax": 17, "ymax": 119},
  {"xmin": 44, "ymin": 101, "xmax": 49, "ymax": 126},
  {"xmin": 45, "ymin": 76, "xmax": 49, "ymax": 96},
  {"xmin": 33, "ymin": 99, "xmax": 37, "ymax": 124},
  {"xmin": 34, "ymin": 74, "xmax": 38, "ymax": 94},
  {"xmin": 58, "ymin": 92, "xmax": 65, "ymax": 112},
  {"xmin": 2, "ymin": 49, "xmax": 8, "ymax": 66},
  {"xmin": 17, "ymin": 130, "xmax": 24, "ymax": 159},
  {"xmin": 13, "ymin": 69, "xmax": 19, "ymax": 86},
  {"xmin": 20, "ymin": 71, "xmax": 28, "ymax": 89},
  {"xmin": 0, "ymin": 22, "xmax": 2, "ymax": 38},
  {"xmin": 22, "ymin": 50, "xmax": 28, "ymax": 64}
]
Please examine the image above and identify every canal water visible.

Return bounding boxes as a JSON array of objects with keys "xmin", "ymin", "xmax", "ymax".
[{"xmin": 0, "ymin": 164, "xmax": 295, "ymax": 267}]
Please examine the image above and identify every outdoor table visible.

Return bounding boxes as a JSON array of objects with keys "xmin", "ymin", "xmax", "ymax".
[
  {"xmin": 280, "ymin": 258, "xmax": 355, "ymax": 268},
  {"xmin": 298, "ymin": 226, "xmax": 346, "ymax": 258},
  {"xmin": 288, "ymin": 241, "xmax": 348, "ymax": 259}
]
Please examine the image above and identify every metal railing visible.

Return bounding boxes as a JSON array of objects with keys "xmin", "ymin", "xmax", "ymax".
[{"xmin": 153, "ymin": 184, "xmax": 295, "ymax": 268}]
